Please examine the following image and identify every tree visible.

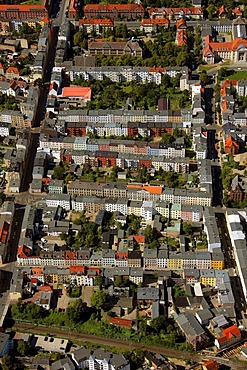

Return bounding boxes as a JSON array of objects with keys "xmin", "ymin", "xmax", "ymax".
[
  {"xmin": 114, "ymin": 276, "xmax": 129, "ymax": 287},
  {"xmin": 182, "ymin": 221, "xmax": 193, "ymax": 236},
  {"xmin": 66, "ymin": 298, "xmax": 90, "ymax": 325},
  {"xmin": 91, "ymin": 289, "xmax": 107, "ymax": 311},
  {"xmin": 144, "ymin": 225, "xmax": 153, "ymax": 244},
  {"xmin": 53, "ymin": 164, "xmax": 65, "ymax": 180},
  {"xmin": 200, "ymin": 70, "xmax": 210, "ymax": 86},
  {"xmin": 95, "ymin": 275, "xmax": 104, "ymax": 288},
  {"xmin": 161, "ymin": 133, "xmax": 175, "ymax": 144},
  {"xmin": 73, "ymin": 30, "xmax": 84, "ymax": 46},
  {"xmin": 150, "ymin": 315, "xmax": 168, "ymax": 333},
  {"xmin": 17, "ymin": 340, "xmax": 32, "ymax": 356},
  {"xmin": 2, "ymin": 355, "xmax": 17, "ymax": 370}
]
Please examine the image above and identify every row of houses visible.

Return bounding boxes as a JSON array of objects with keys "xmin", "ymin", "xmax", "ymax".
[
  {"xmin": 64, "ymin": 181, "xmax": 212, "ymax": 206},
  {"xmin": 60, "ymin": 150, "xmax": 189, "ymax": 172},
  {"xmin": 40, "ymin": 135, "xmax": 186, "ymax": 157},
  {"xmin": 17, "ymin": 243, "xmax": 225, "ymax": 270},
  {"xmin": 78, "ymin": 4, "xmax": 204, "ymax": 21}
]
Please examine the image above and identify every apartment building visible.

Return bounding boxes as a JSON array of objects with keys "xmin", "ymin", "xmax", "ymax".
[
  {"xmin": 88, "ymin": 40, "xmax": 143, "ymax": 57},
  {"xmin": 67, "ymin": 66, "xmax": 188, "ymax": 85},
  {"xmin": 0, "ymin": 4, "xmax": 48, "ymax": 20},
  {"xmin": 84, "ymin": 4, "xmax": 144, "ymax": 20}
]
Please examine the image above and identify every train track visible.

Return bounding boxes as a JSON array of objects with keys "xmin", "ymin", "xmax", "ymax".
[
  {"xmin": 13, "ymin": 322, "xmax": 200, "ymax": 360},
  {"xmin": 13, "ymin": 322, "xmax": 247, "ymax": 369}
]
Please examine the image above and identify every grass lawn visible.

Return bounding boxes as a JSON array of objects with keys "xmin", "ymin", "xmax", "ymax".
[
  {"xmin": 199, "ymin": 65, "xmax": 216, "ymax": 72},
  {"xmin": 225, "ymin": 70, "xmax": 247, "ymax": 80}
]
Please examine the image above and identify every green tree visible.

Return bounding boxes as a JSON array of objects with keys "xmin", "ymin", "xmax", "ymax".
[
  {"xmin": 73, "ymin": 30, "xmax": 84, "ymax": 46},
  {"xmin": 2, "ymin": 355, "xmax": 16, "ymax": 370},
  {"xmin": 17, "ymin": 340, "xmax": 32, "ymax": 356},
  {"xmin": 161, "ymin": 133, "xmax": 175, "ymax": 144},
  {"xmin": 95, "ymin": 275, "xmax": 104, "ymax": 288},
  {"xmin": 182, "ymin": 221, "xmax": 193, "ymax": 236},
  {"xmin": 200, "ymin": 70, "xmax": 210, "ymax": 85},
  {"xmin": 114, "ymin": 276, "xmax": 129, "ymax": 287},
  {"xmin": 53, "ymin": 164, "xmax": 65, "ymax": 180},
  {"xmin": 91, "ymin": 289, "xmax": 107, "ymax": 311},
  {"xmin": 144, "ymin": 225, "xmax": 153, "ymax": 244},
  {"xmin": 150, "ymin": 315, "xmax": 169, "ymax": 333},
  {"xmin": 66, "ymin": 298, "xmax": 90, "ymax": 325}
]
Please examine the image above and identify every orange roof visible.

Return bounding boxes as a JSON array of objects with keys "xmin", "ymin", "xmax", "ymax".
[
  {"xmin": 133, "ymin": 235, "xmax": 145, "ymax": 244},
  {"xmin": 115, "ymin": 252, "xmax": 128, "ymax": 260},
  {"xmin": 84, "ymin": 4, "xmax": 144, "ymax": 12},
  {"xmin": 17, "ymin": 245, "xmax": 31, "ymax": 259},
  {"xmin": 69, "ymin": 266, "xmax": 86, "ymax": 275},
  {"xmin": 232, "ymin": 7, "xmax": 242, "ymax": 15},
  {"xmin": 142, "ymin": 18, "xmax": 169, "ymax": 25},
  {"xmin": 149, "ymin": 67, "xmax": 166, "ymax": 73},
  {"xmin": 109, "ymin": 317, "xmax": 132, "ymax": 327},
  {"xmin": 42, "ymin": 17, "xmax": 51, "ymax": 22},
  {"xmin": 126, "ymin": 183, "xmax": 163, "ymax": 194},
  {"xmin": 176, "ymin": 18, "xmax": 186, "ymax": 29},
  {"xmin": 62, "ymin": 86, "xmax": 91, "ymax": 100},
  {"xmin": 176, "ymin": 29, "xmax": 187, "ymax": 46},
  {"xmin": 222, "ymin": 325, "xmax": 241, "ymax": 340},
  {"xmin": 225, "ymin": 136, "xmax": 239, "ymax": 148},
  {"xmin": 64, "ymin": 251, "xmax": 78, "ymax": 260},
  {"xmin": 6, "ymin": 67, "xmax": 19, "ymax": 74},
  {"xmin": 149, "ymin": 7, "xmax": 203, "ymax": 16},
  {"xmin": 40, "ymin": 285, "xmax": 52, "ymax": 291},
  {"xmin": 203, "ymin": 359, "xmax": 220, "ymax": 370},
  {"xmin": 0, "ymin": 4, "xmax": 47, "ymax": 11},
  {"xmin": 31, "ymin": 267, "xmax": 44, "ymax": 275},
  {"xmin": 79, "ymin": 18, "xmax": 113, "ymax": 26},
  {"xmin": 221, "ymin": 100, "xmax": 228, "ymax": 113},
  {"xmin": 207, "ymin": 38, "xmax": 247, "ymax": 53},
  {"xmin": 218, "ymin": 5, "xmax": 227, "ymax": 15}
]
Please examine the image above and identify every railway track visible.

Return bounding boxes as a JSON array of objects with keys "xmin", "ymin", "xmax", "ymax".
[
  {"xmin": 13, "ymin": 322, "xmax": 202, "ymax": 360},
  {"xmin": 13, "ymin": 322, "xmax": 247, "ymax": 369}
]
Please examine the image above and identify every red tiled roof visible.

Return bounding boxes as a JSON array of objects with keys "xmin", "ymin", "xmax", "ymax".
[
  {"xmin": 142, "ymin": 18, "xmax": 169, "ymax": 25},
  {"xmin": 31, "ymin": 267, "xmax": 44, "ymax": 275},
  {"xmin": 149, "ymin": 7, "xmax": 203, "ymax": 16},
  {"xmin": 6, "ymin": 67, "xmax": 19, "ymax": 74},
  {"xmin": 176, "ymin": 18, "xmax": 186, "ymax": 29},
  {"xmin": 176, "ymin": 29, "xmax": 187, "ymax": 46},
  {"xmin": 126, "ymin": 183, "xmax": 163, "ymax": 194},
  {"xmin": 0, "ymin": 4, "xmax": 47, "ymax": 12},
  {"xmin": 40, "ymin": 285, "xmax": 52, "ymax": 291},
  {"xmin": 225, "ymin": 136, "xmax": 239, "ymax": 148},
  {"xmin": 69, "ymin": 265, "xmax": 86, "ymax": 275},
  {"xmin": 218, "ymin": 5, "xmax": 228, "ymax": 15},
  {"xmin": 64, "ymin": 251, "xmax": 78, "ymax": 260},
  {"xmin": 62, "ymin": 86, "xmax": 91, "ymax": 100},
  {"xmin": 232, "ymin": 7, "xmax": 242, "ymax": 16},
  {"xmin": 203, "ymin": 359, "xmax": 220, "ymax": 370},
  {"xmin": 109, "ymin": 317, "xmax": 132, "ymax": 328},
  {"xmin": 84, "ymin": 4, "xmax": 144, "ymax": 12},
  {"xmin": 149, "ymin": 67, "xmax": 166, "ymax": 73},
  {"xmin": 115, "ymin": 252, "xmax": 128, "ymax": 260},
  {"xmin": 222, "ymin": 325, "xmax": 241, "ymax": 340},
  {"xmin": 133, "ymin": 235, "xmax": 145, "ymax": 244},
  {"xmin": 17, "ymin": 245, "xmax": 31, "ymax": 259}
]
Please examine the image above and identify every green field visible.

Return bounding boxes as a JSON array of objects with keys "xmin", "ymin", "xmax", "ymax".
[{"xmin": 226, "ymin": 70, "xmax": 247, "ymax": 80}]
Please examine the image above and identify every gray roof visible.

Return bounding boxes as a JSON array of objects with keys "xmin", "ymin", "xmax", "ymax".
[
  {"xmin": 137, "ymin": 287, "xmax": 159, "ymax": 300},
  {"xmin": 175, "ymin": 312, "xmax": 205, "ymax": 338}
]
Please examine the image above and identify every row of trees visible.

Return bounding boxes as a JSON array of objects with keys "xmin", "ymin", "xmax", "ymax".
[{"xmin": 74, "ymin": 77, "xmax": 190, "ymax": 110}]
